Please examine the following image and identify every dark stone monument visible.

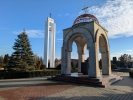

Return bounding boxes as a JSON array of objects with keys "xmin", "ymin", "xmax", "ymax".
[
  {"xmin": 113, "ymin": 57, "xmax": 117, "ymax": 65},
  {"xmin": 81, "ymin": 62, "xmax": 89, "ymax": 75}
]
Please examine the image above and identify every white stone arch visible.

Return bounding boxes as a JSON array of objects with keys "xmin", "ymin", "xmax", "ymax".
[
  {"xmin": 64, "ymin": 27, "xmax": 94, "ymax": 49},
  {"xmin": 68, "ymin": 33, "xmax": 87, "ymax": 52},
  {"xmin": 67, "ymin": 33, "xmax": 88, "ymax": 73},
  {"xmin": 61, "ymin": 22, "xmax": 111, "ymax": 77},
  {"xmin": 95, "ymin": 29, "xmax": 111, "ymax": 75},
  {"xmin": 61, "ymin": 27, "xmax": 94, "ymax": 75}
]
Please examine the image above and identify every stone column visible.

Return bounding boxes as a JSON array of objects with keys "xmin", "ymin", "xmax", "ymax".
[
  {"xmin": 82, "ymin": 54, "xmax": 85, "ymax": 62},
  {"xmin": 77, "ymin": 44, "xmax": 85, "ymax": 73},
  {"xmin": 78, "ymin": 53, "xmax": 85, "ymax": 73},
  {"xmin": 61, "ymin": 42, "xmax": 71, "ymax": 75},
  {"xmin": 61, "ymin": 47, "xmax": 66, "ymax": 74},
  {"xmin": 107, "ymin": 51, "xmax": 112, "ymax": 75},
  {"xmin": 101, "ymin": 52, "xmax": 108, "ymax": 75},
  {"xmin": 101, "ymin": 51, "xmax": 111, "ymax": 75},
  {"xmin": 78, "ymin": 53, "xmax": 82, "ymax": 73},
  {"xmin": 89, "ymin": 43, "xmax": 100, "ymax": 78},
  {"xmin": 66, "ymin": 51, "xmax": 71, "ymax": 74}
]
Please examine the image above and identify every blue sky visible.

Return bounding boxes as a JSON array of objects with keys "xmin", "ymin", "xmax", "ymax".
[{"xmin": 0, "ymin": 0, "xmax": 133, "ymax": 60}]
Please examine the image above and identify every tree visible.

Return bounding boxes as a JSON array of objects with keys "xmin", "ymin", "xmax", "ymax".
[
  {"xmin": 118, "ymin": 54, "xmax": 133, "ymax": 68},
  {"xmin": 9, "ymin": 30, "xmax": 34, "ymax": 70},
  {"xmin": 0, "ymin": 55, "xmax": 3, "ymax": 67},
  {"xmin": 40, "ymin": 57, "xmax": 43, "ymax": 65},
  {"xmin": 8, "ymin": 55, "xmax": 14, "ymax": 68},
  {"xmin": 3, "ymin": 54, "xmax": 9, "ymax": 66},
  {"xmin": 55, "ymin": 58, "xmax": 59, "ymax": 63},
  {"xmin": 33, "ymin": 54, "xmax": 44, "ymax": 70}
]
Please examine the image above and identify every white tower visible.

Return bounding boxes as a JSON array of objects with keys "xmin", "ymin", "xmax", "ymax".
[{"xmin": 44, "ymin": 16, "xmax": 56, "ymax": 68}]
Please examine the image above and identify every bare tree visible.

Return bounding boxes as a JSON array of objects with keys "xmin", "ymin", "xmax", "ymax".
[{"xmin": 118, "ymin": 54, "xmax": 132, "ymax": 68}]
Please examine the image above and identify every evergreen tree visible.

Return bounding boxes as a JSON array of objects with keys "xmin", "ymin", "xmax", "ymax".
[
  {"xmin": 9, "ymin": 30, "xmax": 34, "ymax": 70},
  {"xmin": 3, "ymin": 54, "xmax": 9, "ymax": 66},
  {"xmin": 8, "ymin": 55, "xmax": 15, "ymax": 68}
]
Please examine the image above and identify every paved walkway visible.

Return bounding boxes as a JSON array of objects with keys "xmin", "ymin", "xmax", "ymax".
[{"xmin": 0, "ymin": 72, "xmax": 133, "ymax": 100}]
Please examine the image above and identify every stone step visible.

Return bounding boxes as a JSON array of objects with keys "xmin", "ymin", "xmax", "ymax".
[
  {"xmin": 48, "ymin": 73, "xmax": 123, "ymax": 88},
  {"xmin": 48, "ymin": 76, "xmax": 104, "ymax": 87},
  {"xmin": 48, "ymin": 78, "xmax": 105, "ymax": 87},
  {"xmin": 50, "ymin": 77, "xmax": 102, "ymax": 84},
  {"xmin": 55, "ymin": 75, "xmax": 100, "ymax": 81}
]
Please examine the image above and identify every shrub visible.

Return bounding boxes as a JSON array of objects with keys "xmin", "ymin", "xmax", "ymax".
[
  {"xmin": 40, "ymin": 65, "xmax": 46, "ymax": 69},
  {"xmin": 0, "ymin": 70, "xmax": 61, "ymax": 79},
  {"xmin": 111, "ymin": 64, "xmax": 118, "ymax": 69},
  {"xmin": 71, "ymin": 68, "xmax": 78, "ymax": 72}
]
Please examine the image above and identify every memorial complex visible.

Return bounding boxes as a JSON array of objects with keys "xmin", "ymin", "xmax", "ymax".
[{"xmin": 48, "ymin": 6, "xmax": 123, "ymax": 87}]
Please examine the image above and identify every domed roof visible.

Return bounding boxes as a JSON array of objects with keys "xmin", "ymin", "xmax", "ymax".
[{"xmin": 73, "ymin": 14, "xmax": 99, "ymax": 25}]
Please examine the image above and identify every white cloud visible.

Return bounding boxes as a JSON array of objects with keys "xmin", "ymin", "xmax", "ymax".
[
  {"xmin": 13, "ymin": 30, "xmax": 62, "ymax": 38},
  {"xmin": 126, "ymin": 50, "xmax": 133, "ymax": 52},
  {"xmin": 64, "ymin": 13, "xmax": 70, "ymax": 16},
  {"xmin": 57, "ymin": 13, "xmax": 76, "ymax": 18},
  {"xmin": 58, "ymin": 14, "xmax": 62, "ymax": 17},
  {"xmin": 110, "ymin": 49, "xmax": 133, "ymax": 60},
  {"xmin": 58, "ymin": 13, "xmax": 70, "ymax": 17},
  {"xmin": 84, "ymin": 0, "xmax": 133, "ymax": 38},
  {"xmin": 13, "ymin": 30, "xmax": 44, "ymax": 38}
]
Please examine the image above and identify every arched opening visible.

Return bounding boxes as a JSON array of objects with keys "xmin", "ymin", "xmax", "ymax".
[
  {"xmin": 67, "ymin": 34, "xmax": 89, "ymax": 75},
  {"xmin": 98, "ymin": 46, "xmax": 102, "ymax": 72},
  {"xmin": 84, "ymin": 44, "xmax": 89, "ymax": 63},
  {"xmin": 99, "ymin": 34, "xmax": 109, "ymax": 75},
  {"xmin": 71, "ymin": 42, "xmax": 78, "ymax": 72}
]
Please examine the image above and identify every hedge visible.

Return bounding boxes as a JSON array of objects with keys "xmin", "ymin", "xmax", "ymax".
[
  {"xmin": 0, "ymin": 68, "xmax": 79, "ymax": 79},
  {"xmin": 0, "ymin": 70, "xmax": 60, "ymax": 79},
  {"xmin": 129, "ymin": 71, "xmax": 133, "ymax": 78}
]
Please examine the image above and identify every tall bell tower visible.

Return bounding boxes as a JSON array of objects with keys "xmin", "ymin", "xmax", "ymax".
[{"xmin": 44, "ymin": 14, "xmax": 56, "ymax": 68}]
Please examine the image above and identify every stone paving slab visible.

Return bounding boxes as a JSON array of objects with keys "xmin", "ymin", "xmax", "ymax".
[
  {"xmin": 44, "ymin": 73, "xmax": 133, "ymax": 100},
  {"xmin": 0, "ymin": 72, "xmax": 133, "ymax": 100}
]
